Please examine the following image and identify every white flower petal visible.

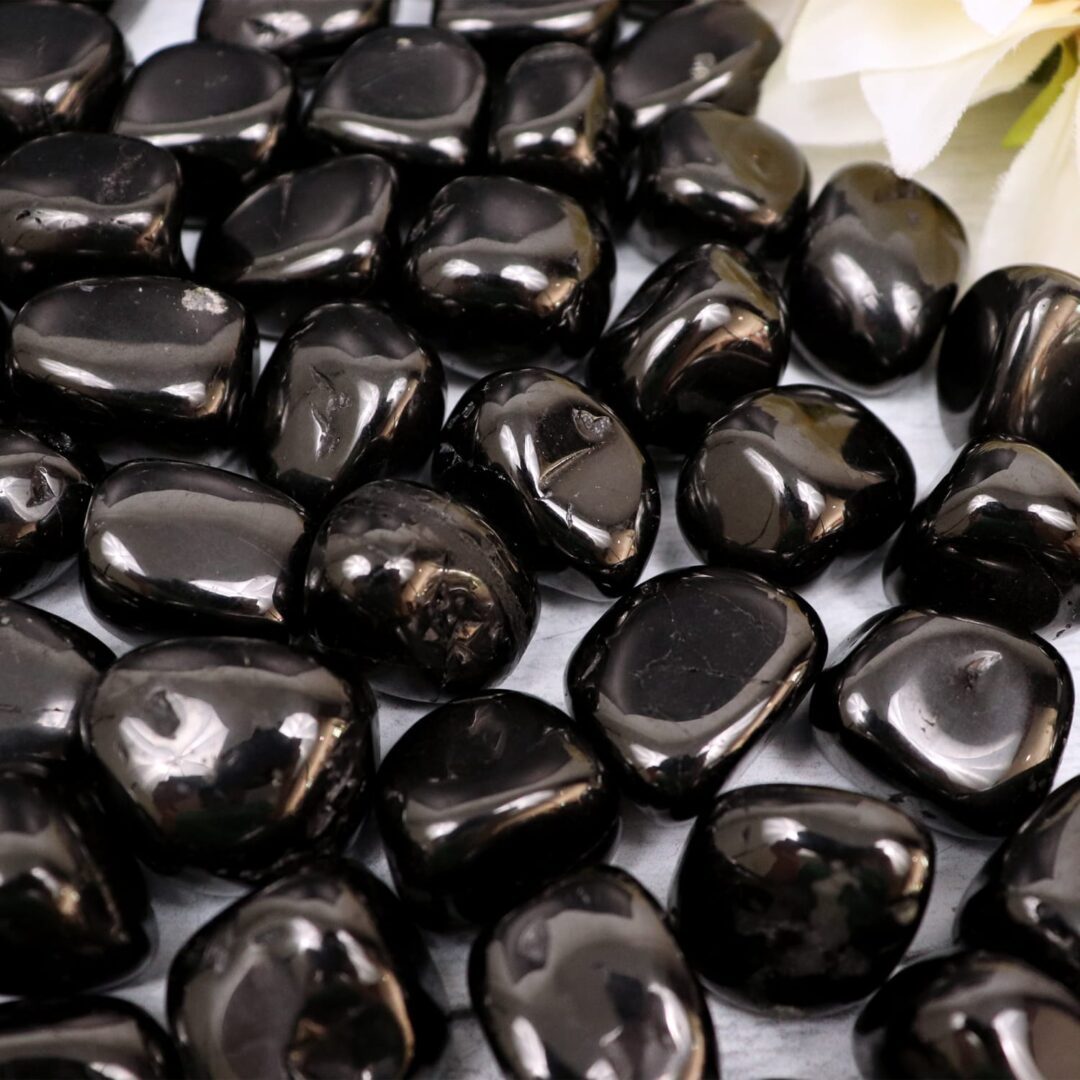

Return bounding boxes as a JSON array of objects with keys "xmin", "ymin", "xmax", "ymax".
[
  {"xmin": 749, "ymin": 0, "xmax": 804, "ymax": 36},
  {"xmin": 962, "ymin": 0, "xmax": 1031, "ymax": 35}
]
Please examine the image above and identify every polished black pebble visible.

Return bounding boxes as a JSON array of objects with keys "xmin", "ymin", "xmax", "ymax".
[
  {"xmin": 168, "ymin": 859, "xmax": 447, "ymax": 1079},
  {"xmin": 305, "ymin": 479, "xmax": 539, "ymax": 701},
  {"xmin": 113, "ymin": 41, "xmax": 295, "ymax": 217},
  {"xmin": 306, "ymin": 27, "xmax": 486, "ymax": 181},
  {"xmin": 672, "ymin": 783, "xmax": 934, "ymax": 1012},
  {"xmin": 195, "ymin": 156, "xmax": 399, "ymax": 336},
  {"xmin": 854, "ymin": 951, "xmax": 1080, "ymax": 1079},
  {"xmin": 251, "ymin": 302, "xmax": 445, "ymax": 515},
  {"xmin": 0, "ymin": 997, "xmax": 181, "ymax": 1079},
  {"xmin": 0, "ymin": 765, "xmax": 154, "ymax": 996},
  {"xmin": 884, "ymin": 436, "xmax": 1080, "ymax": 637},
  {"xmin": 488, "ymin": 43, "xmax": 622, "ymax": 212},
  {"xmin": 609, "ymin": 0, "xmax": 779, "ymax": 134},
  {"xmin": 83, "ymin": 460, "xmax": 309, "ymax": 638},
  {"xmin": 938, "ymin": 266, "xmax": 1080, "ymax": 475},
  {"xmin": 8, "ymin": 277, "xmax": 254, "ymax": 450},
  {"xmin": 626, "ymin": 0, "xmax": 693, "ymax": 16},
  {"xmin": 0, "ymin": 0, "xmax": 124, "ymax": 153},
  {"xmin": 434, "ymin": 369, "xmax": 659, "ymax": 599},
  {"xmin": 471, "ymin": 865, "xmax": 718, "ymax": 1079},
  {"xmin": 812, "ymin": 608, "xmax": 1072, "ymax": 836},
  {"xmin": 631, "ymin": 104, "xmax": 810, "ymax": 263},
  {"xmin": 403, "ymin": 175, "xmax": 614, "ymax": 374},
  {"xmin": 589, "ymin": 243, "xmax": 787, "ymax": 454},
  {"xmin": 84, "ymin": 636, "xmax": 376, "ymax": 884},
  {"xmin": 677, "ymin": 385, "xmax": 915, "ymax": 585},
  {"xmin": 566, "ymin": 566, "xmax": 824, "ymax": 817},
  {"xmin": 0, "ymin": 427, "xmax": 100, "ymax": 598},
  {"xmin": 377, "ymin": 690, "xmax": 618, "ymax": 929},
  {"xmin": 787, "ymin": 162, "xmax": 967, "ymax": 391},
  {"xmin": 0, "ymin": 133, "xmax": 183, "ymax": 308},
  {"xmin": 0, "ymin": 599, "xmax": 112, "ymax": 766}
]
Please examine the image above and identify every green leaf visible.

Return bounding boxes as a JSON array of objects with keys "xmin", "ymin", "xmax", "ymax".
[{"xmin": 1004, "ymin": 40, "xmax": 1078, "ymax": 150}]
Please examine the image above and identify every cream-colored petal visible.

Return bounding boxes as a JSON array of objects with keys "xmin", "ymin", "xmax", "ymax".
[
  {"xmin": 749, "ymin": 0, "xmax": 804, "ymax": 36},
  {"xmin": 961, "ymin": 0, "xmax": 1031, "ymax": 35}
]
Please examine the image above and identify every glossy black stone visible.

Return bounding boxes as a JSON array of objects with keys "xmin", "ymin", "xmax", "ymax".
[
  {"xmin": 376, "ymin": 690, "xmax": 618, "ymax": 929},
  {"xmin": 305, "ymin": 479, "xmax": 539, "ymax": 702},
  {"xmin": 566, "ymin": 566, "xmax": 825, "ymax": 817},
  {"xmin": 0, "ymin": 133, "xmax": 183, "ymax": 308},
  {"xmin": 434, "ymin": 369, "xmax": 659, "ymax": 599},
  {"xmin": 884, "ymin": 436, "xmax": 1080, "ymax": 637},
  {"xmin": 195, "ymin": 155, "xmax": 399, "ymax": 336},
  {"xmin": 812, "ymin": 608, "xmax": 1073, "ymax": 837},
  {"xmin": 677, "ymin": 385, "xmax": 915, "ymax": 585},
  {"xmin": 0, "ymin": 427, "xmax": 100, "ymax": 598},
  {"xmin": 471, "ymin": 865, "xmax": 718, "ymax": 1079},
  {"xmin": 938, "ymin": 266, "xmax": 1080, "ymax": 475},
  {"xmin": 0, "ymin": 1, "xmax": 124, "ymax": 153},
  {"xmin": 84, "ymin": 636, "xmax": 376, "ymax": 885},
  {"xmin": 0, "ymin": 765, "xmax": 154, "ymax": 996},
  {"xmin": 625, "ymin": 0, "xmax": 693, "ymax": 16},
  {"xmin": 113, "ymin": 41, "xmax": 295, "ymax": 217},
  {"xmin": 787, "ymin": 162, "xmax": 967, "ymax": 391},
  {"xmin": 251, "ymin": 301, "xmax": 445, "ymax": 515},
  {"xmin": 82, "ymin": 460, "xmax": 309, "ymax": 638},
  {"xmin": 8, "ymin": 277, "xmax": 254, "ymax": 450},
  {"xmin": 588, "ymin": 243, "xmax": 788, "ymax": 453},
  {"xmin": 306, "ymin": 27, "xmax": 486, "ymax": 179},
  {"xmin": 0, "ymin": 997, "xmax": 181, "ymax": 1079},
  {"xmin": 609, "ymin": 0, "xmax": 779, "ymax": 133},
  {"xmin": 631, "ymin": 104, "xmax": 810, "ymax": 264},
  {"xmin": 168, "ymin": 859, "xmax": 447, "ymax": 1079},
  {"xmin": 403, "ymin": 176, "xmax": 614, "ymax": 374},
  {"xmin": 0, "ymin": 598, "xmax": 112, "ymax": 767},
  {"xmin": 488, "ymin": 43, "xmax": 622, "ymax": 212},
  {"xmin": 855, "ymin": 951, "xmax": 1080, "ymax": 1079},
  {"xmin": 672, "ymin": 783, "xmax": 934, "ymax": 1012}
]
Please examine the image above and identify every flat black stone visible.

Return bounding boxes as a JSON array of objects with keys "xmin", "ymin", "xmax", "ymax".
[
  {"xmin": 434, "ymin": 368, "xmax": 659, "ymax": 599},
  {"xmin": 471, "ymin": 865, "xmax": 718, "ymax": 1079},
  {"xmin": 672, "ymin": 783, "xmax": 934, "ymax": 1012}
]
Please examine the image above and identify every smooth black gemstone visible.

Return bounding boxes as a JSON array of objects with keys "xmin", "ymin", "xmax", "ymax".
[
  {"xmin": 786, "ymin": 162, "xmax": 967, "ymax": 392},
  {"xmin": 672, "ymin": 783, "xmax": 934, "ymax": 1012},
  {"xmin": 958, "ymin": 774, "xmax": 1080, "ymax": 991},
  {"xmin": 8, "ymin": 277, "xmax": 254, "ymax": 450},
  {"xmin": 168, "ymin": 859, "xmax": 447, "ymax": 1079},
  {"xmin": 434, "ymin": 368, "xmax": 659, "ymax": 599},
  {"xmin": 197, "ymin": 0, "xmax": 390, "ymax": 76},
  {"xmin": 566, "ymin": 566, "xmax": 825, "ymax": 817},
  {"xmin": 609, "ymin": 0, "xmax": 779, "ymax": 133},
  {"xmin": 0, "ymin": 997, "xmax": 181, "ymax": 1079},
  {"xmin": 0, "ymin": 133, "xmax": 183, "ymax": 308},
  {"xmin": 376, "ymin": 690, "xmax": 618, "ymax": 929},
  {"xmin": 113, "ymin": 41, "xmax": 295, "ymax": 217},
  {"xmin": 306, "ymin": 27, "xmax": 486, "ymax": 180},
  {"xmin": 195, "ymin": 156, "xmax": 399, "ymax": 336},
  {"xmin": 488, "ymin": 42, "xmax": 622, "ymax": 212},
  {"xmin": 84, "ymin": 636, "xmax": 376, "ymax": 885},
  {"xmin": 0, "ymin": 764, "xmax": 154, "ymax": 996},
  {"xmin": 0, "ymin": 599, "xmax": 112, "ymax": 766},
  {"xmin": 631, "ymin": 104, "xmax": 810, "ymax": 263},
  {"xmin": 938, "ymin": 266, "xmax": 1080, "ymax": 475},
  {"xmin": 588, "ymin": 243, "xmax": 788, "ymax": 453},
  {"xmin": 82, "ymin": 460, "xmax": 309, "ymax": 638},
  {"xmin": 0, "ymin": 427, "xmax": 100, "ymax": 598},
  {"xmin": 305, "ymin": 479, "xmax": 539, "ymax": 702},
  {"xmin": 884, "ymin": 436, "xmax": 1080, "ymax": 637},
  {"xmin": 812, "ymin": 607, "xmax": 1072, "ymax": 836},
  {"xmin": 854, "ymin": 951, "xmax": 1080, "ymax": 1079},
  {"xmin": 0, "ymin": 0, "xmax": 124, "ymax": 153},
  {"xmin": 251, "ymin": 301, "xmax": 445, "ymax": 515},
  {"xmin": 677, "ymin": 385, "xmax": 915, "ymax": 585},
  {"xmin": 402, "ymin": 175, "xmax": 614, "ymax": 374},
  {"xmin": 471, "ymin": 865, "xmax": 718, "ymax": 1079}
]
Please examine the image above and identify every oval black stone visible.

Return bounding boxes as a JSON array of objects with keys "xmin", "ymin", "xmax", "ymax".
[{"xmin": 672, "ymin": 783, "xmax": 934, "ymax": 1012}]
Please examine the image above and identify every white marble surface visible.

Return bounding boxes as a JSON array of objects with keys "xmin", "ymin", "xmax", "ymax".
[{"xmin": 23, "ymin": 2, "xmax": 1061, "ymax": 1076}]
